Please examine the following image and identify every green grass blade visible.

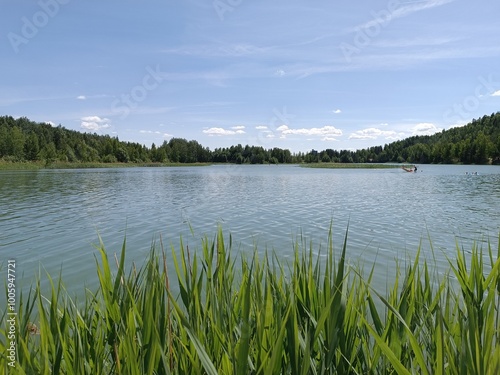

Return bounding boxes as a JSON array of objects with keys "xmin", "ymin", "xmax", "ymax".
[
  {"xmin": 362, "ymin": 316, "xmax": 411, "ymax": 375},
  {"xmin": 236, "ymin": 261, "xmax": 252, "ymax": 375}
]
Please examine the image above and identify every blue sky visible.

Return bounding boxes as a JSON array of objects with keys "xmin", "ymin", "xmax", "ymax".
[{"xmin": 1, "ymin": 0, "xmax": 500, "ymax": 153}]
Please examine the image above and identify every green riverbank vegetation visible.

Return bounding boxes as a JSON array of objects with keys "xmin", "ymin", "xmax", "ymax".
[
  {"xmin": 1, "ymin": 229, "xmax": 499, "ymax": 374},
  {"xmin": 0, "ymin": 160, "xmax": 212, "ymax": 170},
  {"xmin": 1, "ymin": 112, "xmax": 500, "ymax": 168}
]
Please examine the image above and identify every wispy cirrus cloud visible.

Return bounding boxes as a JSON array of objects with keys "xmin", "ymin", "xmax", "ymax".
[
  {"xmin": 351, "ymin": 0, "xmax": 457, "ymax": 32},
  {"xmin": 290, "ymin": 44, "xmax": 500, "ymax": 79},
  {"xmin": 162, "ymin": 43, "xmax": 270, "ymax": 58},
  {"xmin": 373, "ymin": 36, "xmax": 461, "ymax": 48}
]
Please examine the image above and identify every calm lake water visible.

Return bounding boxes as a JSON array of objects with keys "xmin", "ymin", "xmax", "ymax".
[{"xmin": 1, "ymin": 164, "xmax": 499, "ymax": 298}]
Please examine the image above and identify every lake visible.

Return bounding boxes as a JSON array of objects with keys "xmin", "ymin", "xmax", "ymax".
[{"xmin": 1, "ymin": 164, "xmax": 499, "ymax": 298}]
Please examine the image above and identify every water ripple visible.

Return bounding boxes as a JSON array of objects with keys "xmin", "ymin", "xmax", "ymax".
[{"xmin": 1, "ymin": 165, "xmax": 499, "ymax": 297}]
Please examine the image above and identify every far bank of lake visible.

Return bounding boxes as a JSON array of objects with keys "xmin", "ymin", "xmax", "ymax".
[{"xmin": 0, "ymin": 160, "xmax": 415, "ymax": 170}]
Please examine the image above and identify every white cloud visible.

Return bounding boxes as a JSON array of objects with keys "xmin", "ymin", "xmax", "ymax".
[
  {"xmin": 81, "ymin": 116, "xmax": 110, "ymax": 132},
  {"xmin": 140, "ymin": 130, "xmax": 172, "ymax": 138},
  {"xmin": 322, "ymin": 136, "xmax": 339, "ymax": 142},
  {"xmin": 231, "ymin": 125, "xmax": 245, "ymax": 130},
  {"xmin": 333, "ymin": 109, "xmax": 342, "ymax": 114},
  {"xmin": 275, "ymin": 69, "xmax": 286, "ymax": 77},
  {"xmin": 348, "ymin": 127, "xmax": 399, "ymax": 140},
  {"xmin": 277, "ymin": 125, "xmax": 343, "ymax": 138},
  {"xmin": 491, "ymin": 90, "xmax": 500, "ymax": 97},
  {"xmin": 349, "ymin": 123, "xmax": 443, "ymax": 140},
  {"xmin": 76, "ymin": 95, "xmax": 86, "ymax": 100},
  {"xmin": 203, "ymin": 127, "xmax": 245, "ymax": 136},
  {"xmin": 411, "ymin": 122, "xmax": 442, "ymax": 136},
  {"xmin": 45, "ymin": 121, "xmax": 55, "ymax": 127},
  {"xmin": 255, "ymin": 125, "xmax": 268, "ymax": 130},
  {"xmin": 81, "ymin": 116, "xmax": 107, "ymax": 123}
]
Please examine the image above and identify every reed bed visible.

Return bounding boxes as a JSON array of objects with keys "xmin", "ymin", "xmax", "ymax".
[
  {"xmin": 1, "ymin": 229, "xmax": 499, "ymax": 374},
  {"xmin": 301, "ymin": 163, "xmax": 408, "ymax": 169}
]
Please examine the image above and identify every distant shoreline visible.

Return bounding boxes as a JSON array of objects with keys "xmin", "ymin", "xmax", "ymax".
[
  {"xmin": 0, "ymin": 161, "xmax": 213, "ymax": 170},
  {"xmin": 0, "ymin": 161, "xmax": 409, "ymax": 171}
]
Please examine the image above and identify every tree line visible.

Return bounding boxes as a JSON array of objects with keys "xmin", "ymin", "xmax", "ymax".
[{"xmin": 1, "ymin": 112, "xmax": 499, "ymax": 165}]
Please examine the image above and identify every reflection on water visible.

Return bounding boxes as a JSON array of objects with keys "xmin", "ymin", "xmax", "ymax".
[{"xmin": 1, "ymin": 164, "xmax": 499, "ymax": 297}]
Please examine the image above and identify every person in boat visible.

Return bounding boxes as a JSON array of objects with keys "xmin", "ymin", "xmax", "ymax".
[{"xmin": 414, "ymin": 165, "xmax": 417, "ymax": 172}]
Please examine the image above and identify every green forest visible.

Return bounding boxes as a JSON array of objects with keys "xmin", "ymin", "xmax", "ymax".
[{"xmin": 1, "ymin": 112, "xmax": 499, "ymax": 165}]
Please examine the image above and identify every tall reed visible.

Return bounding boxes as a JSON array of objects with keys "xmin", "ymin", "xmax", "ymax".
[{"xmin": 1, "ymin": 228, "xmax": 498, "ymax": 374}]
